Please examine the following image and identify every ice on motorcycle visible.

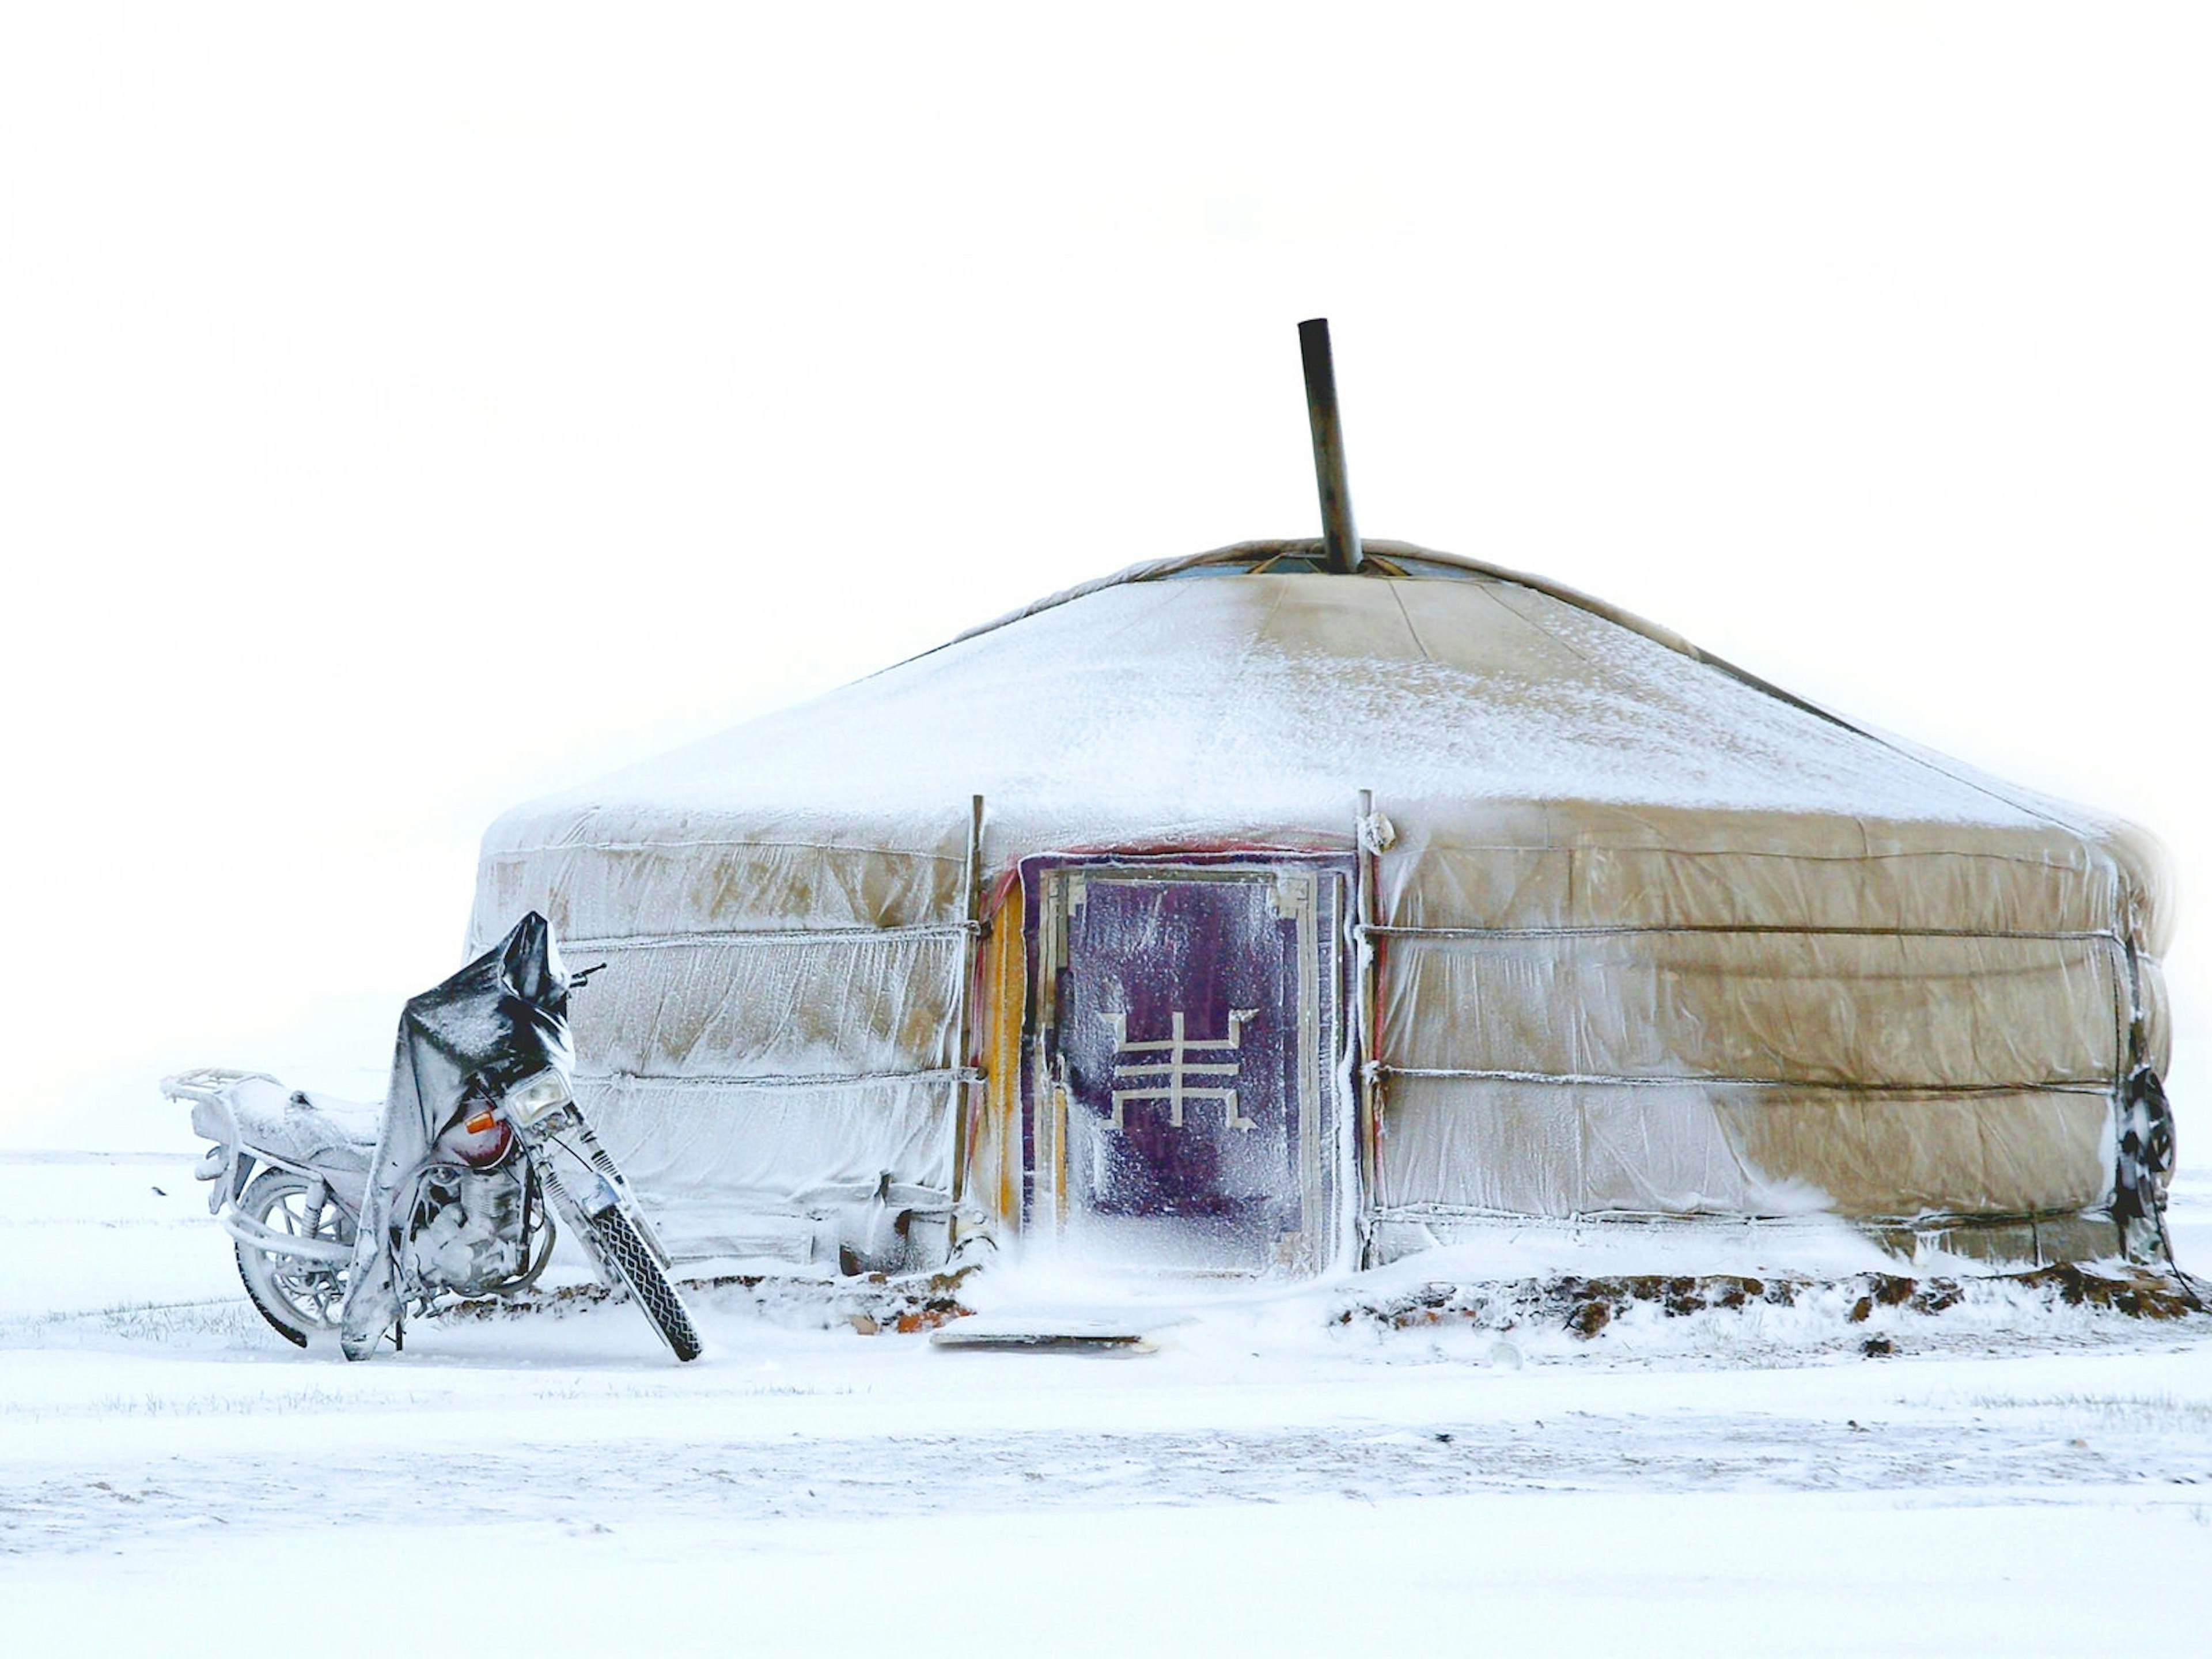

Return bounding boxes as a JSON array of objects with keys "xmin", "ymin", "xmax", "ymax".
[{"xmin": 166, "ymin": 913, "xmax": 701, "ymax": 1362}]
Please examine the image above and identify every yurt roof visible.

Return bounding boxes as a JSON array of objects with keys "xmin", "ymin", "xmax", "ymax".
[{"xmin": 497, "ymin": 539, "xmax": 2139, "ymax": 850}]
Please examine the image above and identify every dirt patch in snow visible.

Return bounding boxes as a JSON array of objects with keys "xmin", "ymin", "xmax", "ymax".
[
  {"xmin": 1345, "ymin": 1263, "xmax": 2207, "ymax": 1344},
  {"xmin": 435, "ymin": 1263, "xmax": 980, "ymax": 1336}
]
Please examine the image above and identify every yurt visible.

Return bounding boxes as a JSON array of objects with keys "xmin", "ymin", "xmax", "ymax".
[{"xmin": 468, "ymin": 327, "xmax": 2177, "ymax": 1279}]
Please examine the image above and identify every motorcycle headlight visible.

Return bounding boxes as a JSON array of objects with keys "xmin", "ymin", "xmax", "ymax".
[{"xmin": 503, "ymin": 1069, "xmax": 573, "ymax": 1126}]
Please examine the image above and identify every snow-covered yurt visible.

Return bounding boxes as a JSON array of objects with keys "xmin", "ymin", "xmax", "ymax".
[{"xmin": 468, "ymin": 328, "xmax": 2176, "ymax": 1278}]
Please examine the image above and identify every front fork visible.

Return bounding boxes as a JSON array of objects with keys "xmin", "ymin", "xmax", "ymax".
[{"xmin": 518, "ymin": 1103, "xmax": 675, "ymax": 1271}]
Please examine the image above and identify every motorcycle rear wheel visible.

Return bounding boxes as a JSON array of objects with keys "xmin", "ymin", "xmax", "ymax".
[{"xmin": 235, "ymin": 1168, "xmax": 357, "ymax": 1348}]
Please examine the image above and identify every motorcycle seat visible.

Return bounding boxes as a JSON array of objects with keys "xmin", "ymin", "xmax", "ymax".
[{"xmin": 184, "ymin": 1072, "xmax": 384, "ymax": 1175}]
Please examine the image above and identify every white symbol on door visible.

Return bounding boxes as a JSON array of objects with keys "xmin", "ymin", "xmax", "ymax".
[{"xmin": 1100, "ymin": 1009, "xmax": 1260, "ymax": 1132}]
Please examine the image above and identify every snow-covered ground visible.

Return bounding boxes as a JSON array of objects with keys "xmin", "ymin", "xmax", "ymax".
[{"xmin": 5, "ymin": 1152, "xmax": 2211, "ymax": 1657}]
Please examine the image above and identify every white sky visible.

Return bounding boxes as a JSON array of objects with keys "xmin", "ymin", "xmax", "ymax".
[{"xmin": 3, "ymin": 5, "xmax": 2207, "ymax": 1145}]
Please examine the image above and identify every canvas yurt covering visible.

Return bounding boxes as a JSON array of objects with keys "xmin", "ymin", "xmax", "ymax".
[{"xmin": 468, "ymin": 541, "xmax": 2174, "ymax": 1272}]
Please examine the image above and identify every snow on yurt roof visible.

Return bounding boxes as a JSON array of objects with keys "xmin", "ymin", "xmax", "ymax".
[
  {"xmin": 476, "ymin": 536, "xmax": 2170, "ymax": 955},
  {"xmin": 495, "ymin": 540, "xmax": 2115, "ymax": 844}
]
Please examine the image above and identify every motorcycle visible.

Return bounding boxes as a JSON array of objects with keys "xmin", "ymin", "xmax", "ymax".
[{"xmin": 166, "ymin": 913, "xmax": 701, "ymax": 1362}]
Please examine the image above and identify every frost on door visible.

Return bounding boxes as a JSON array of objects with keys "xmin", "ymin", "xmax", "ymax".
[{"xmin": 1025, "ymin": 859, "xmax": 1347, "ymax": 1272}]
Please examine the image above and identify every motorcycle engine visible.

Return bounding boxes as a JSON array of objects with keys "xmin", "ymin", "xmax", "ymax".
[{"xmin": 404, "ymin": 1163, "xmax": 530, "ymax": 1293}]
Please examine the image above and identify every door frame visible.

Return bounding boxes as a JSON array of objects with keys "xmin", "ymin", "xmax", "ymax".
[{"xmin": 1017, "ymin": 851, "xmax": 1355, "ymax": 1272}]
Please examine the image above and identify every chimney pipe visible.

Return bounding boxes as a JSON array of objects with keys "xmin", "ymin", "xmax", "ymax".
[{"xmin": 1298, "ymin": 317, "xmax": 1362, "ymax": 574}]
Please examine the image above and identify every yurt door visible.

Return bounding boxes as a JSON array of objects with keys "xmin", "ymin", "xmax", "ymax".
[{"xmin": 1028, "ymin": 858, "xmax": 1348, "ymax": 1273}]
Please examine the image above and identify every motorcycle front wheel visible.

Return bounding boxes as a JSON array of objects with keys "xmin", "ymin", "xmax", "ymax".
[
  {"xmin": 579, "ymin": 1204, "xmax": 703, "ymax": 1362},
  {"xmin": 235, "ymin": 1167, "xmax": 358, "ymax": 1348}
]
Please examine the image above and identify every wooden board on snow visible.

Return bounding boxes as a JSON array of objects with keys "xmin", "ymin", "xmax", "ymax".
[{"xmin": 930, "ymin": 1320, "xmax": 1157, "ymax": 1354}]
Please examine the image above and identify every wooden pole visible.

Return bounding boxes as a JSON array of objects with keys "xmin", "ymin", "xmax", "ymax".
[
  {"xmin": 949, "ymin": 794, "xmax": 986, "ymax": 1224},
  {"xmin": 1354, "ymin": 788, "xmax": 1381, "ymax": 1262},
  {"xmin": 1298, "ymin": 318, "xmax": 1363, "ymax": 574}
]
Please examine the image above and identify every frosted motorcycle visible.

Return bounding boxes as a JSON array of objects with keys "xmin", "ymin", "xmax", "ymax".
[{"xmin": 167, "ymin": 913, "xmax": 701, "ymax": 1362}]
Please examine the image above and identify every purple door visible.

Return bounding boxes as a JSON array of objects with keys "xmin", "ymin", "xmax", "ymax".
[{"xmin": 1030, "ymin": 860, "xmax": 1345, "ymax": 1272}]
